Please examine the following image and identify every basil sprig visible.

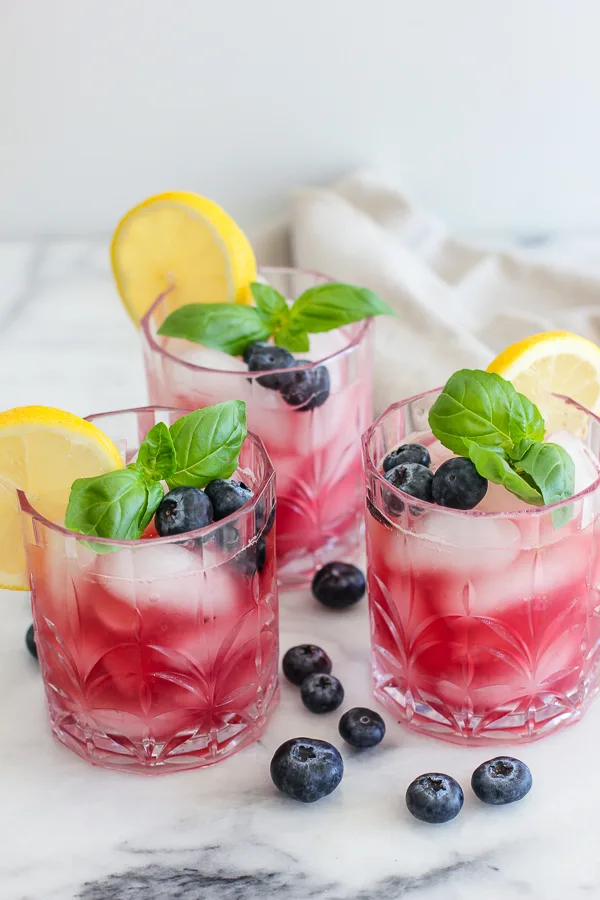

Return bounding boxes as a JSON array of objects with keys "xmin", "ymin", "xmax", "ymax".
[
  {"xmin": 156, "ymin": 282, "xmax": 394, "ymax": 355},
  {"xmin": 65, "ymin": 400, "xmax": 247, "ymax": 542},
  {"xmin": 429, "ymin": 369, "xmax": 575, "ymax": 522}
]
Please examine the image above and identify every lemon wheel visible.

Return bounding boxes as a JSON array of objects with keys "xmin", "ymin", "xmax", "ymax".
[
  {"xmin": 0, "ymin": 406, "xmax": 123, "ymax": 590},
  {"xmin": 487, "ymin": 331, "xmax": 600, "ymax": 434},
  {"xmin": 111, "ymin": 191, "xmax": 257, "ymax": 327}
]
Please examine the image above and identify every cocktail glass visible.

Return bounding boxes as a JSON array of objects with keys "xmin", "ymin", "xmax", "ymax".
[
  {"xmin": 141, "ymin": 267, "xmax": 373, "ymax": 586},
  {"xmin": 19, "ymin": 406, "xmax": 278, "ymax": 773},
  {"xmin": 362, "ymin": 389, "xmax": 600, "ymax": 744}
]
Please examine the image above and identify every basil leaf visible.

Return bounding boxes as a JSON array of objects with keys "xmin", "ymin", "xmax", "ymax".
[
  {"xmin": 508, "ymin": 438, "xmax": 536, "ymax": 462},
  {"xmin": 491, "ymin": 374, "xmax": 545, "ymax": 451},
  {"xmin": 429, "ymin": 369, "xmax": 545, "ymax": 457},
  {"xmin": 289, "ymin": 283, "xmax": 394, "ymax": 334},
  {"xmin": 135, "ymin": 422, "xmax": 176, "ymax": 482},
  {"xmin": 65, "ymin": 468, "xmax": 155, "ymax": 540},
  {"xmin": 157, "ymin": 304, "xmax": 270, "ymax": 356},
  {"xmin": 168, "ymin": 400, "xmax": 247, "ymax": 489},
  {"xmin": 466, "ymin": 442, "xmax": 544, "ymax": 505},
  {"xmin": 140, "ymin": 480, "xmax": 165, "ymax": 532},
  {"xmin": 250, "ymin": 282, "xmax": 290, "ymax": 331},
  {"xmin": 517, "ymin": 441, "xmax": 575, "ymax": 507},
  {"xmin": 274, "ymin": 325, "xmax": 310, "ymax": 353}
]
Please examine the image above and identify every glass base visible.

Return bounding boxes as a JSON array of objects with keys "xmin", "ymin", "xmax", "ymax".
[
  {"xmin": 50, "ymin": 680, "xmax": 279, "ymax": 774},
  {"xmin": 373, "ymin": 673, "xmax": 600, "ymax": 746}
]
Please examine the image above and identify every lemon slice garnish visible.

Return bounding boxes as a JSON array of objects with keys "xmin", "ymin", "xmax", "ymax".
[
  {"xmin": 111, "ymin": 191, "xmax": 256, "ymax": 326},
  {"xmin": 488, "ymin": 330, "xmax": 600, "ymax": 433},
  {"xmin": 0, "ymin": 406, "xmax": 123, "ymax": 589}
]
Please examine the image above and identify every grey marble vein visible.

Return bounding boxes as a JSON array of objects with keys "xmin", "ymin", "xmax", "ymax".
[{"xmin": 75, "ymin": 848, "xmax": 501, "ymax": 900}]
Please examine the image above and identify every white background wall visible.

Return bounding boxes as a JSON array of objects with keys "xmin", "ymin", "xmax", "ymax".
[{"xmin": 1, "ymin": 0, "xmax": 600, "ymax": 236}]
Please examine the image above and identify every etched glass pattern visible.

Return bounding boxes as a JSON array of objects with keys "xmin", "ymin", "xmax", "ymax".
[
  {"xmin": 362, "ymin": 390, "xmax": 600, "ymax": 744},
  {"xmin": 19, "ymin": 407, "xmax": 278, "ymax": 773},
  {"xmin": 141, "ymin": 268, "xmax": 373, "ymax": 586}
]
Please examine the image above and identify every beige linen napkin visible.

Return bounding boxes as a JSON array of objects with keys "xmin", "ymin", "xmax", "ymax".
[{"xmin": 257, "ymin": 171, "xmax": 600, "ymax": 415}]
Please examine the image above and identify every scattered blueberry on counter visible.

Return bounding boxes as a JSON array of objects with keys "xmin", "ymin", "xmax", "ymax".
[
  {"xmin": 270, "ymin": 737, "xmax": 344, "ymax": 803},
  {"xmin": 155, "ymin": 486, "xmax": 213, "ymax": 536},
  {"xmin": 406, "ymin": 773, "xmax": 464, "ymax": 824},
  {"xmin": 282, "ymin": 644, "xmax": 333, "ymax": 686},
  {"xmin": 301, "ymin": 673, "xmax": 345, "ymax": 714},
  {"xmin": 338, "ymin": 707, "xmax": 386, "ymax": 749},
  {"xmin": 383, "ymin": 443, "xmax": 431, "ymax": 472},
  {"xmin": 25, "ymin": 624, "xmax": 37, "ymax": 660},
  {"xmin": 432, "ymin": 457, "xmax": 488, "ymax": 510},
  {"xmin": 312, "ymin": 561, "xmax": 366, "ymax": 609},
  {"xmin": 471, "ymin": 757, "xmax": 532, "ymax": 805}
]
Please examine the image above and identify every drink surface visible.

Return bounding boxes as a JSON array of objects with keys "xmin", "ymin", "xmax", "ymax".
[
  {"xmin": 20, "ymin": 408, "xmax": 279, "ymax": 773},
  {"xmin": 366, "ymin": 428, "xmax": 600, "ymax": 743},
  {"xmin": 144, "ymin": 328, "xmax": 372, "ymax": 585}
]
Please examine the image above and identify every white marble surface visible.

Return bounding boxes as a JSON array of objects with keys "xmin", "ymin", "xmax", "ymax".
[{"xmin": 3, "ymin": 236, "xmax": 600, "ymax": 899}]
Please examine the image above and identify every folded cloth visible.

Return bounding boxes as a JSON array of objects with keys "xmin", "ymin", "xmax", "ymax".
[{"xmin": 268, "ymin": 170, "xmax": 600, "ymax": 415}]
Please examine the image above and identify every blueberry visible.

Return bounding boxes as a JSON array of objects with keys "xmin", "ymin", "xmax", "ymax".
[
  {"xmin": 215, "ymin": 522, "xmax": 241, "ymax": 552},
  {"xmin": 282, "ymin": 644, "xmax": 332, "ymax": 686},
  {"xmin": 432, "ymin": 457, "xmax": 488, "ymax": 510},
  {"xmin": 301, "ymin": 673, "xmax": 344, "ymax": 713},
  {"xmin": 270, "ymin": 737, "xmax": 344, "ymax": 803},
  {"xmin": 311, "ymin": 562, "xmax": 366, "ymax": 609},
  {"xmin": 383, "ymin": 443, "xmax": 431, "ymax": 472},
  {"xmin": 233, "ymin": 535, "xmax": 267, "ymax": 576},
  {"xmin": 471, "ymin": 757, "xmax": 532, "ymax": 805},
  {"xmin": 256, "ymin": 534, "xmax": 267, "ymax": 572},
  {"xmin": 256, "ymin": 500, "xmax": 276, "ymax": 535},
  {"xmin": 25, "ymin": 624, "xmax": 38, "ymax": 660},
  {"xmin": 243, "ymin": 341, "xmax": 270, "ymax": 365},
  {"xmin": 383, "ymin": 463, "xmax": 433, "ymax": 515},
  {"xmin": 280, "ymin": 361, "xmax": 330, "ymax": 411},
  {"xmin": 204, "ymin": 479, "xmax": 254, "ymax": 521},
  {"xmin": 246, "ymin": 344, "xmax": 295, "ymax": 389},
  {"xmin": 155, "ymin": 487, "xmax": 213, "ymax": 536},
  {"xmin": 366, "ymin": 497, "xmax": 392, "ymax": 529},
  {"xmin": 338, "ymin": 707, "xmax": 385, "ymax": 749},
  {"xmin": 406, "ymin": 773, "xmax": 464, "ymax": 824}
]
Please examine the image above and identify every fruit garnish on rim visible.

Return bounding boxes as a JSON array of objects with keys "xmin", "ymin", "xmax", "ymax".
[
  {"xmin": 487, "ymin": 330, "xmax": 600, "ymax": 434},
  {"xmin": 427, "ymin": 368, "xmax": 575, "ymax": 524},
  {"xmin": 65, "ymin": 400, "xmax": 248, "ymax": 542},
  {"xmin": 0, "ymin": 406, "xmax": 124, "ymax": 590},
  {"xmin": 111, "ymin": 192, "xmax": 257, "ymax": 326}
]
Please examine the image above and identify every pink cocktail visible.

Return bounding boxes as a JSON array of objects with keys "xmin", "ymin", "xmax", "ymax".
[
  {"xmin": 363, "ymin": 389, "xmax": 600, "ymax": 744},
  {"xmin": 141, "ymin": 268, "xmax": 373, "ymax": 585},
  {"xmin": 19, "ymin": 407, "xmax": 278, "ymax": 773}
]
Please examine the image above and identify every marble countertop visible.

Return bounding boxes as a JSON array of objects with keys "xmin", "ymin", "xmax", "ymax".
[{"xmin": 3, "ymin": 235, "xmax": 600, "ymax": 899}]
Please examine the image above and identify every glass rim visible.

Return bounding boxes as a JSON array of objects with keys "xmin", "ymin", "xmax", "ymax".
[
  {"xmin": 17, "ymin": 405, "xmax": 275, "ymax": 548},
  {"xmin": 362, "ymin": 387, "xmax": 600, "ymax": 519},
  {"xmin": 140, "ymin": 265, "xmax": 373, "ymax": 376}
]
